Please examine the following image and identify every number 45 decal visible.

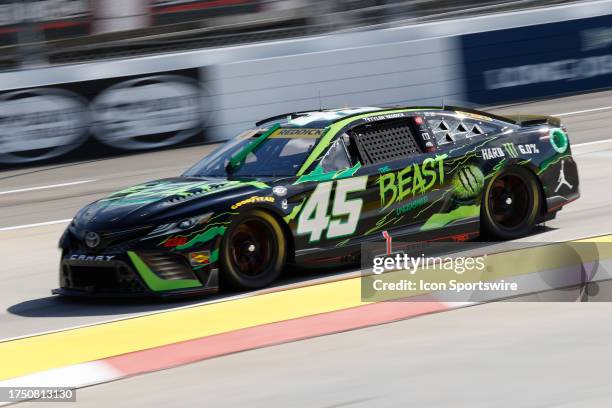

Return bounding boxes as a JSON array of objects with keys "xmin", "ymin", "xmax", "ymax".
[{"xmin": 297, "ymin": 176, "xmax": 368, "ymax": 242}]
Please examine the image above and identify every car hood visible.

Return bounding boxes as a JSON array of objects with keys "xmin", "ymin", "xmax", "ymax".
[{"xmin": 75, "ymin": 177, "xmax": 271, "ymax": 228}]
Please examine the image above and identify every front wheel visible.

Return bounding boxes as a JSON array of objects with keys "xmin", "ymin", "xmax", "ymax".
[
  {"xmin": 220, "ymin": 209, "xmax": 287, "ymax": 290},
  {"xmin": 481, "ymin": 166, "xmax": 542, "ymax": 240}
]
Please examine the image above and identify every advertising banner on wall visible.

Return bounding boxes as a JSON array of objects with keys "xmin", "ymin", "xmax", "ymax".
[
  {"xmin": 461, "ymin": 14, "xmax": 612, "ymax": 105},
  {"xmin": 0, "ymin": 0, "xmax": 91, "ymax": 44},
  {"xmin": 151, "ymin": 0, "xmax": 259, "ymax": 26},
  {"xmin": 0, "ymin": 68, "xmax": 210, "ymax": 165}
]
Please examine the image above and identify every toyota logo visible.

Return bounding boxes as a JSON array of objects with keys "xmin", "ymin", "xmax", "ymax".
[{"xmin": 84, "ymin": 232, "xmax": 101, "ymax": 249}]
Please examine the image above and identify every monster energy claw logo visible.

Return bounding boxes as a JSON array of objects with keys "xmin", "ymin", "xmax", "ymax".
[
  {"xmin": 453, "ymin": 165, "xmax": 484, "ymax": 199},
  {"xmin": 502, "ymin": 143, "xmax": 518, "ymax": 158}
]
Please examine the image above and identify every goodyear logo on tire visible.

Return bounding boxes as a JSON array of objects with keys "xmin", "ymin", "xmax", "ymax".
[{"xmin": 231, "ymin": 196, "xmax": 275, "ymax": 210}]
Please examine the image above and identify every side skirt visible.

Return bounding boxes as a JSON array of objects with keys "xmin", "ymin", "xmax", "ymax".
[{"xmin": 294, "ymin": 219, "xmax": 481, "ymax": 268}]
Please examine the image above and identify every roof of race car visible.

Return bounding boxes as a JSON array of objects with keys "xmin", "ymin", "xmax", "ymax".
[
  {"xmin": 256, "ymin": 107, "xmax": 385, "ymax": 128},
  {"xmin": 255, "ymin": 105, "xmax": 515, "ymax": 129},
  {"xmin": 247, "ymin": 105, "xmax": 517, "ymax": 177}
]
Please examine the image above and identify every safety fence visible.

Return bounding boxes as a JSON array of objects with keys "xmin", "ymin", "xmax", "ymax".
[
  {"xmin": 0, "ymin": 0, "xmax": 573, "ymax": 68},
  {"xmin": 0, "ymin": 0, "xmax": 610, "ymax": 167}
]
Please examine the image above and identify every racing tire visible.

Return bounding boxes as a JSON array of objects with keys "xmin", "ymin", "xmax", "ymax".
[
  {"xmin": 220, "ymin": 209, "xmax": 287, "ymax": 290},
  {"xmin": 481, "ymin": 166, "xmax": 541, "ymax": 240}
]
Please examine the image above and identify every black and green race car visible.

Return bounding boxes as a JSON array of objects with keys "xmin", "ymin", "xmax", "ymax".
[{"xmin": 54, "ymin": 106, "xmax": 579, "ymax": 297}]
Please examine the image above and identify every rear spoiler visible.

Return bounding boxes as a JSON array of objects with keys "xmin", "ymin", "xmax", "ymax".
[
  {"xmin": 445, "ymin": 105, "xmax": 562, "ymax": 127},
  {"xmin": 445, "ymin": 105, "xmax": 518, "ymax": 124},
  {"xmin": 498, "ymin": 114, "xmax": 562, "ymax": 127}
]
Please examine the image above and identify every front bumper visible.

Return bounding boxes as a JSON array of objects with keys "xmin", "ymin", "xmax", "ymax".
[{"xmin": 54, "ymin": 250, "xmax": 219, "ymax": 298}]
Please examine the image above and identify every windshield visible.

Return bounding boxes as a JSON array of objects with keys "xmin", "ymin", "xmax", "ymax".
[{"xmin": 184, "ymin": 128, "xmax": 321, "ymax": 177}]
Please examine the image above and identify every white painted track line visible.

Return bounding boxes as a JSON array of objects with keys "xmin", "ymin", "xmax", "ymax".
[
  {"xmin": 553, "ymin": 106, "xmax": 612, "ymax": 117},
  {"xmin": 572, "ymin": 138, "xmax": 612, "ymax": 148},
  {"xmin": 0, "ymin": 180, "xmax": 95, "ymax": 196},
  {"xmin": 0, "ymin": 219, "xmax": 72, "ymax": 232}
]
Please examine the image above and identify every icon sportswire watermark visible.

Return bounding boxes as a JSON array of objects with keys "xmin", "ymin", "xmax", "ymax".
[{"xmin": 360, "ymin": 234, "xmax": 607, "ymax": 303}]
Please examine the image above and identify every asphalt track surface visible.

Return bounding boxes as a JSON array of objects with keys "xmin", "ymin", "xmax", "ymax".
[{"xmin": 2, "ymin": 89, "xmax": 612, "ymax": 406}]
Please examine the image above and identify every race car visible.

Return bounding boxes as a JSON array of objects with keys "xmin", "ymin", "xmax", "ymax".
[{"xmin": 54, "ymin": 106, "xmax": 579, "ymax": 297}]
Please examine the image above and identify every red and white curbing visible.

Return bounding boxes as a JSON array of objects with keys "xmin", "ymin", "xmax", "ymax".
[{"xmin": 0, "ymin": 301, "xmax": 474, "ymax": 404}]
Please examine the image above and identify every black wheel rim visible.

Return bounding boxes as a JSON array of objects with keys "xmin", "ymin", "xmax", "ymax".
[
  {"xmin": 228, "ymin": 219, "xmax": 276, "ymax": 278},
  {"xmin": 488, "ymin": 174, "xmax": 531, "ymax": 229}
]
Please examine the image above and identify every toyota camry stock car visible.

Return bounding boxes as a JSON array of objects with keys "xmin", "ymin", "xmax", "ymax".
[{"xmin": 54, "ymin": 106, "xmax": 580, "ymax": 297}]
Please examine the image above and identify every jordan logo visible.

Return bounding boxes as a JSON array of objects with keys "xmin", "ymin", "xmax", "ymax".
[{"xmin": 555, "ymin": 160, "xmax": 573, "ymax": 192}]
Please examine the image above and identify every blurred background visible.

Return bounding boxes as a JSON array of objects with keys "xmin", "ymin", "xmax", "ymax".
[
  {"xmin": 0, "ymin": 0, "xmax": 608, "ymax": 166},
  {"xmin": 0, "ymin": 0, "xmax": 576, "ymax": 67},
  {"xmin": 2, "ymin": 4, "xmax": 612, "ymax": 404}
]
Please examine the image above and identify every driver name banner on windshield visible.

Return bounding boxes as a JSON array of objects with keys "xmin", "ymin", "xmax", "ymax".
[{"xmin": 269, "ymin": 129, "xmax": 325, "ymax": 138}]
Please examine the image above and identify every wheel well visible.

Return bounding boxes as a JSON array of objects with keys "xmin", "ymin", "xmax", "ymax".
[
  {"xmin": 522, "ymin": 166, "xmax": 548, "ymax": 214},
  {"xmin": 480, "ymin": 163, "xmax": 546, "ymax": 239},
  {"xmin": 257, "ymin": 207, "xmax": 296, "ymax": 264},
  {"xmin": 486, "ymin": 164, "xmax": 548, "ymax": 214}
]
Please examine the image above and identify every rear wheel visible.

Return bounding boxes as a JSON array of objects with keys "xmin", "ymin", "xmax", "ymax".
[
  {"xmin": 220, "ymin": 209, "xmax": 286, "ymax": 290},
  {"xmin": 481, "ymin": 166, "xmax": 541, "ymax": 240}
]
